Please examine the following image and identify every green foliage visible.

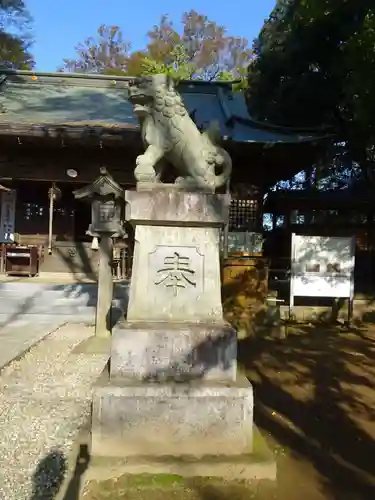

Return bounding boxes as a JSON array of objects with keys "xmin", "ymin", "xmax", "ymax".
[
  {"xmin": 138, "ymin": 44, "xmax": 197, "ymax": 81},
  {"xmin": 248, "ymin": 0, "xmax": 373, "ymax": 127},
  {"xmin": 341, "ymin": 9, "xmax": 375, "ymax": 161},
  {"xmin": 0, "ymin": 0, "xmax": 33, "ymax": 69},
  {"xmin": 61, "ymin": 10, "xmax": 252, "ymax": 83},
  {"xmin": 247, "ymin": 0, "xmax": 375, "ymax": 185},
  {"xmin": 0, "ymin": 32, "xmax": 33, "ymax": 69}
]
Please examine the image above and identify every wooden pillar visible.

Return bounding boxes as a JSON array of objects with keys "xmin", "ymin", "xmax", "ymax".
[
  {"xmin": 0, "ymin": 188, "xmax": 16, "ymax": 242},
  {"xmin": 47, "ymin": 185, "xmax": 55, "ymax": 255},
  {"xmin": 272, "ymin": 212, "xmax": 277, "ymax": 231}
]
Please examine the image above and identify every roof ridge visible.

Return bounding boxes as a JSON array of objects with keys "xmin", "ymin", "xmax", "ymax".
[{"xmin": 0, "ymin": 69, "xmax": 238, "ymax": 87}]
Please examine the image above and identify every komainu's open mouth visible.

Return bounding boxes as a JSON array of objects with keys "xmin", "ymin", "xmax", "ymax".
[{"xmin": 128, "ymin": 88, "xmax": 150, "ymax": 103}]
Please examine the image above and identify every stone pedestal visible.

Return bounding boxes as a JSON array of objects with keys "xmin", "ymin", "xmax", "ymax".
[
  {"xmin": 92, "ymin": 377, "xmax": 253, "ymax": 458},
  {"xmin": 125, "ymin": 188, "xmax": 228, "ymax": 323},
  {"xmin": 109, "ymin": 321, "xmax": 237, "ymax": 382},
  {"xmin": 90, "ymin": 187, "xmax": 274, "ymax": 480}
]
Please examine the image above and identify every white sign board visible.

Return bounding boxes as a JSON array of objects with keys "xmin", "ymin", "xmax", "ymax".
[{"xmin": 290, "ymin": 234, "xmax": 355, "ymax": 301}]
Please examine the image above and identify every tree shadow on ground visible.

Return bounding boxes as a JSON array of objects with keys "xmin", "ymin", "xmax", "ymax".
[
  {"xmin": 239, "ymin": 323, "xmax": 375, "ymax": 499},
  {"xmin": 30, "ymin": 448, "xmax": 67, "ymax": 500},
  {"xmin": 30, "ymin": 445, "xmax": 90, "ymax": 500}
]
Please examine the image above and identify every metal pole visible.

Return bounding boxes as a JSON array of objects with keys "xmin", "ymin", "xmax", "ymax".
[
  {"xmin": 121, "ymin": 246, "xmax": 126, "ymax": 279},
  {"xmin": 223, "ymin": 180, "xmax": 230, "ymax": 260},
  {"xmin": 47, "ymin": 186, "xmax": 54, "ymax": 255},
  {"xmin": 223, "ymin": 223, "xmax": 229, "ymax": 259},
  {"xmin": 289, "ymin": 233, "xmax": 296, "ymax": 320}
]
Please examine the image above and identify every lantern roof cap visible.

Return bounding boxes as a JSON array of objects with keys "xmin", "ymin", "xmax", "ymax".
[{"xmin": 73, "ymin": 167, "xmax": 124, "ymax": 199}]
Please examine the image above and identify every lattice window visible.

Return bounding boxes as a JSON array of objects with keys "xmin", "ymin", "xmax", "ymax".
[
  {"xmin": 53, "ymin": 206, "xmax": 75, "ymax": 217},
  {"xmin": 229, "ymin": 198, "xmax": 260, "ymax": 231}
]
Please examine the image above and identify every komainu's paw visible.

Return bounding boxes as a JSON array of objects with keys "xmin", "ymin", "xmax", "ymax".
[
  {"xmin": 134, "ymin": 155, "xmax": 157, "ymax": 182},
  {"xmin": 174, "ymin": 176, "xmax": 196, "ymax": 188}
]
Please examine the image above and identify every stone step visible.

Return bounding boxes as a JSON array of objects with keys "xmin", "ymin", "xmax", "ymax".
[
  {"xmin": 38, "ymin": 271, "xmax": 98, "ymax": 281},
  {"xmin": 39, "ymin": 251, "xmax": 97, "ymax": 273},
  {"xmin": 0, "ymin": 282, "xmax": 128, "ymax": 321},
  {"xmin": 0, "ymin": 293, "xmax": 125, "ymax": 304},
  {"xmin": 0, "ymin": 284, "xmax": 128, "ymax": 300},
  {"xmin": 0, "ymin": 282, "xmax": 128, "ymax": 291},
  {"xmin": 0, "ymin": 306, "xmax": 96, "ymax": 315},
  {"xmin": 0, "ymin": 295, "xmax": 124, "ymax": 305},
  {"xmin": 64, "ymin": 429, "xmax": 276, "ymax": 498},
  {"xmin": 0, "ymin": 311, "xmax": 95, "ymax": 319},
  {"xmin": 0, "ymin": 299, "xmax": 123, "ymax": 314}
]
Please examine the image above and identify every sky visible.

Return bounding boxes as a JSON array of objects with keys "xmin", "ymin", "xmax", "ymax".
[{"xmin": 25, "ymin": 0, "xmax": 276, "ymax": 72}]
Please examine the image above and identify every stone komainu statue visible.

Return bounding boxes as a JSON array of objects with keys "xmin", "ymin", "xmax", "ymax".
[{"xmin": 128, "ymin": 74, "xmax": 232, "ymax": 191}]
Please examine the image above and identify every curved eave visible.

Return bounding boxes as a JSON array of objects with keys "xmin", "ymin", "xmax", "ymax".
[
  {"xmin": 0, "ymin": 120, "xmax": 331, "ymax": 146},
  {"xmin": 0, "ymin": 69, "xmax": 328, "ymax": 147}
]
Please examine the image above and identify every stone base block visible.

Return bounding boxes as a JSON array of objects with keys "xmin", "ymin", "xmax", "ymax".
[
  {"xmin": 91, "ymin": 375, "xmax": 253, "ymax": 458},
  {"xmin": 110, "ymin": 321, "xmax": 237, "ymax": 382},
  {"xmin": 85, "ymin": 426, "xmax": 276, "ymax": 485}
]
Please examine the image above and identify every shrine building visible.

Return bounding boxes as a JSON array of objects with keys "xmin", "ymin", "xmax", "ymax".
[{"xmin": 0, "ymin": 70, "xmax": 324, "ymax": 277}]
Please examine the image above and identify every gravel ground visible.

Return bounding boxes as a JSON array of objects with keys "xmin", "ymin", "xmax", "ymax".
[{"xmin": 0, "ymin": 323, "xmax": 108, "ymax": 500}]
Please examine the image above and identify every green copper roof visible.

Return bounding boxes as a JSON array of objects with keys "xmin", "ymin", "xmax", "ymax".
[{"xmin": 0, "ymin": 70, "xmax": 323, "ymax": 144}]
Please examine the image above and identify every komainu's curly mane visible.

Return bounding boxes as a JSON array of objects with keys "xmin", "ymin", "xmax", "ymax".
[{"xmin": 153, "ymin": 87, "xmax": 187, "ymax": 118}]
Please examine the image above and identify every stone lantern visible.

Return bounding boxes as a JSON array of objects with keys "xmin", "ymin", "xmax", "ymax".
[
  {"xmin": 74, "ymin": 166, "xmax": 125, "ymax": 238},
  {"xmin": 74, "ymin": 167, "xmax": 125, "ymax": 336}
]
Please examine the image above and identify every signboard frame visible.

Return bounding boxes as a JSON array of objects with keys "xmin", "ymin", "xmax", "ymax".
[{"xmin": 290, "ymin": 233, "xmax": 355, "ymax": 322}]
